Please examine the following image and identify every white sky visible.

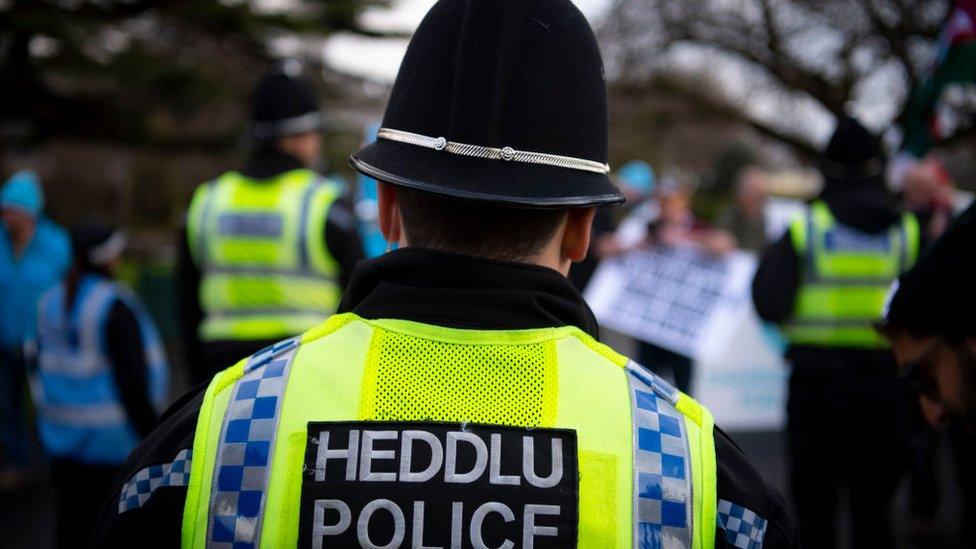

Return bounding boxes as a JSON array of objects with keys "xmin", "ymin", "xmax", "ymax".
[{"xmin": 323, "ymin": 0, "xmax": 610, "ymax": 83}]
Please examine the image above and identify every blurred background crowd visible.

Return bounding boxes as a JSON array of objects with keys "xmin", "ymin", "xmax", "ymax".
[{"xmin": 2, "ymin": 0, "xmax": 976, "ymax": 547}]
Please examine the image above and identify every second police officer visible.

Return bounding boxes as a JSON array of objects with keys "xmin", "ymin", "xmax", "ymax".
[
  {"xmin": 753, "ymin": 117, "xmax": 920, "ymax": 548},
  {"xmin": 95, "ymin": 1, "xmax": 798, "ymax": 547},
  {"xmin": 176, "ymin": 62, "xmax": 364, "ymax": 385}
]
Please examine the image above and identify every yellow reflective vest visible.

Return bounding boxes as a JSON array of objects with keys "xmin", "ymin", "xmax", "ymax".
[
  {"xmin": 186, "ymin": 169, "xmax": 342, "ymax": 342},
  {"xmin": 181, "ymin": 313, "xmax": 719, "ymax": 548},
  {"xmin": 784, "ymin": 200, "xmax": 920, "ymax": 348}
]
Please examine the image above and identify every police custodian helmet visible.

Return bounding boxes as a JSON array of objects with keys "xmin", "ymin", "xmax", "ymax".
[
  {"xmin": 249, "ymin": 60, "xmax": 324, "ymax": 141},
  {"xmin": 351, "ymin": 0, "xmax": 623, "ymax": 208}
]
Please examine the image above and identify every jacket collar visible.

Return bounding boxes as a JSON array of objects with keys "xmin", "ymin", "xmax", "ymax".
[{"xmin": 338, "ymin": 247, "xmax": 601, "ymax": 339}]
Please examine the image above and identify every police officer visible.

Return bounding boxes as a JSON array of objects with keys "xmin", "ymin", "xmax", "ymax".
[
  {"xmin": 95, "ymin": 2, "xmax": 797, "ymax": 547},
  {"xmin": 177, "ymin": 62, "xmax": 364, "ymax": 385},
  {"xmin": 33, "ymin": 223, "xmax": 168, "ymax": 548},
  {"xmin": 753, "ymin": 116, "xmax": 920, "ymax": 548}
]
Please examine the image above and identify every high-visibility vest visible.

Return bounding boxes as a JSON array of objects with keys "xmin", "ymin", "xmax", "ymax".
[
  {"xmin": 180, "ymin": 313, "xmax": 720, "ymax": 548},
  {"xmin": 35, "ymin": 274, "xmax": 168, "ymax": 464},
  {"xmin": 784, "ymin": 200, "xmax": 920, "ymax": 348},
  {"xmin": 186, "ymin": 169, "xmax": 342, "ymax": 342}
]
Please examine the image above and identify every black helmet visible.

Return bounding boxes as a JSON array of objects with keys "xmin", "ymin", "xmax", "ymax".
[
  {"xmin": 71, "ymin": 222, "xmax": 126, "ymax": 273},
  {"xmin": 351, "ymin": 0, "xmax": 622, "ymax": 208},
  {"xmin": 820, "ymin": 116, "xmax": 886, "ymax": 186},
  {"xmin": 249, "ymin": 60, "xmax": 324, "ymax": 141}
]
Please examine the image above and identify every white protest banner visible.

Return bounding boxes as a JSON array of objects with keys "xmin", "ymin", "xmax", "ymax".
[
  {"xmin": 584, "ymin": 246, "xmax": 788, "ymax": 430},
  {"xmin": 584, "ymin": 246, "xmax": 752, "ymax": 359},
  {"xmin": 694, "ymin": 299, "xmax": 788, "ymax": 431}
]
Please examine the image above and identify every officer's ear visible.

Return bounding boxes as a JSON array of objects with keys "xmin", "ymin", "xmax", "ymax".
[
  {"xmin": 377, "ymin": 181, "xmax": 403, "ymax": 246},
  {"xmin": 561, "ymin": 207, "xmax": 596, "ymax": 263}
]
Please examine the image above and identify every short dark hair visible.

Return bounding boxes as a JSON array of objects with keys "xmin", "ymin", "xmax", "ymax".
[{"xmin": 397, "ymin": 188, "xmax": 567, "ymax": 262}]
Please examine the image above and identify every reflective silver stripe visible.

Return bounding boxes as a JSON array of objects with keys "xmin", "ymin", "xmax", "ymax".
[
  {"xmin": 626, "ymin": 361, "xmax": 694, "ymax": 547},
  {"xmin": 804, "ymin": 209, "xmax": 817, "ymax": 280},
  {"xmin": 296, "ymin": 178, "xmax": 321, "ymax": 270},
  {"xmin": 206, "ymin": 338, "xmax": 299, "ymax": 547},
  {"xmin": 39, "ymin": 401, "xmax": 127, "ymax": 426},
  {"xmin": 88, "ymin": 231, "xmax": 127, "ymax": 266},
  {"xmin": 37, "ymin": 354, "xmax": 103, "ymax": 377},
  {"xmin": 37, "ymin": 280, "xmax": 116, "ymax": 377},
  {"xmin": 194, "ymin": 179, "xmax": 221, "ymax": 269},
  {"xmin": 216, "ymin": 212, "xmax": 285, "ymax": 238},
  {"xmin": 203, "ymin": 265, "xmax": 339, "ymax": 281},
  {"xmin": 897, "ymin": 218, "xmax": 910, "ymax": 273},
  {"xmin": 377, "ymin": 127, "xmax": 611, "ymax": 174},
  {"xmin": 79, "ymin": 280, "xmax": 116, "ymax": 350},
  {"xmin": 250, "ymin": 111, "xmax": 324, "ymax": 140}
]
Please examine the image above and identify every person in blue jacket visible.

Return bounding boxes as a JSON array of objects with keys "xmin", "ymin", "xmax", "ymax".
[
  {"xmin": 0, "ymin": 170, "xmax": 70, "ymax": 485},
  {"xmin": 33, "ymin": 222, "xmax": 168, "ymax": 548}
]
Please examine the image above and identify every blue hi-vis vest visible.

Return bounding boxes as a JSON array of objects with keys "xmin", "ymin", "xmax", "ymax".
[{"xmin": 35, "ymin": 274, "xmax": 168, "ymax": 464}]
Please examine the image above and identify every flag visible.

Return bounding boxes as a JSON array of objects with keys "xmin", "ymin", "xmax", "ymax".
[{"xmin": 900, "ymin": 0, "xmax": 976, "ymax": 156}]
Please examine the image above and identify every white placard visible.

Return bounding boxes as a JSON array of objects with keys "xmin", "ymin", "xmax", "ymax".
[
  {"xmin": 585, "ymin": 246, "xmax": 788, "ymax": 430},
  {"xmin": 585, "ymin": 246, "xmax": 754, "ymax": 359}
]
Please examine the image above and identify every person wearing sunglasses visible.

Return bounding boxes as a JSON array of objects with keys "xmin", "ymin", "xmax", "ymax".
[
  {"xmin": 879, "ymin": 198, "xmax": 976, "ymax": 546},
  {"xmin": 880, "ymin": 198, "xmax": 976, "ymax": 429}
]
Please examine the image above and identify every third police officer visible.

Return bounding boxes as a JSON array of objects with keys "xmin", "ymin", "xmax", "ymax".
[
  {"xmin": 96, "ymin": 1, "xmax": 798, "ymax": 547},
  {"xmin": 176, "ymin": 62, "xmax": 364, "ymax": 385},
  {"xmin": 753, "ymin": 116, "xmax": 920, "ymax": 548}
]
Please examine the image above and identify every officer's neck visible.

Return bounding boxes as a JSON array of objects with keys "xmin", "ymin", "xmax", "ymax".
[
  {"xmin": 397, "ymin": 237, "xmax": 572, "ymax": 277},
  {"xmin": 528, "ymin": 240, "xmax": 572, "ymax": 276}
]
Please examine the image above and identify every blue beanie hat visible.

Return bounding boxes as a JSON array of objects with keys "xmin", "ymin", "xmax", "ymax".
[
  {"xmin": 1, "ymin": 171, "xmax": 44, "ymax": 217},
  {"xmin": 617, "ymin": 160, "xmax": 655, "ymax": 195}
]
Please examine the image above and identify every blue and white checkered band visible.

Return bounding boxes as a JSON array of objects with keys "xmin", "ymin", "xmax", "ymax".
[
  {"xmin": 206, "ymin": 337, "xmax": 300, "ymax": 549},
  {"xmin": 626, "ymin": 361, "xmax": 693, "ymax": 548},
  {"xmin": 717, "ymin": 499, "xmax": 768, "ymax": 548},
  {"xmin": 118, "ymin": 448, "xmax": 192, "ymax": 513}
]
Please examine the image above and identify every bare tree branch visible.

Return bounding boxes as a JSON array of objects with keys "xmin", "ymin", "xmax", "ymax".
[{"xmin": 600, "ymin": 0, "xmax": 950, "ymax": 154}]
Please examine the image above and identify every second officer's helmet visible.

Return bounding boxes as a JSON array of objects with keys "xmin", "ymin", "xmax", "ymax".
[{"xmin": 249, "ymin": 60, "xmax": 324, "ymax": 142}]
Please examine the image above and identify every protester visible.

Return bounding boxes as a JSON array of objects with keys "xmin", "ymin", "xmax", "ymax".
[
  {"xmin": 752, "ymin": 116, "xmax": 920, "ymax": 548},
  {"xmin": 886, "ymin": 152, "xmax": 960, "ymax": 540},
  {"xmin": 32, "ymin": 223, "xmax": 168, "ymax": 548},
  {"xmin": 176, "ymin": 61, "xmax": 364, "ymax": 385},
  {"xmin": 0, "ymin": 170, "xmax": 70, "ymax": 487},
  {"xmin": 93, "ymin": 2, "xmax": 798, "ymax": 547},
  {"xmin": 617, "ymin": 159, "xmax": 657, "ymax": 204},
  {"xmin": 904, "ymin": 155, "xmax": 957, "ymax": 241},
  {"xmin": 638, "ymin": 174, "xmax": 735, "ymax": 394},
  {"xmin": 879, "ymin": 198, "xmax": 976, "ymax": 546},
  {"xmin": 569, "ymin": 159, "xmax": 655, "ymax": 290},
  {"xmin": 719, "ymin": 165, "xmax": 769, "ymax": 251},
  {"xmin": 647, "ymin": 175, "xmax": 737, "ymax": 255}
]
